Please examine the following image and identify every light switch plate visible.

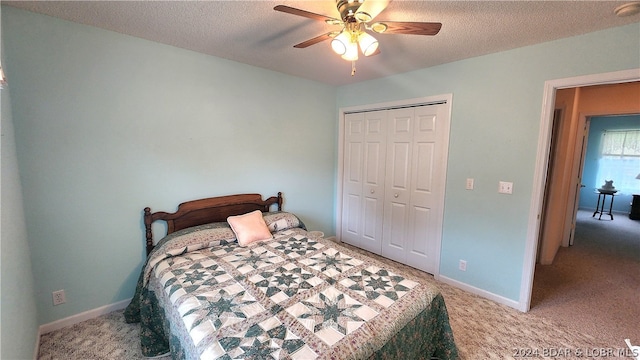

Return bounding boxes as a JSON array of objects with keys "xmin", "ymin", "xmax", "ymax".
[{"xmin": 466, "ymin": 178, "xmax": 474, "ymax": 190}]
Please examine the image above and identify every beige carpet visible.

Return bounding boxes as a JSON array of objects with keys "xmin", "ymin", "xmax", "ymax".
[
  {"xmin": 530, "ymin": 209, "xmax": 640, "ymax": 349},
  {"xmin": 344, "ymin": 245, "xmax": 620, "ymax": 360}
]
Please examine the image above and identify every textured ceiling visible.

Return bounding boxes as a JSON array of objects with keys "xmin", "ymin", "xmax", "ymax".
[{"xmin": 4, "ymin": 1, "xmax": 640, "ymax": 86}]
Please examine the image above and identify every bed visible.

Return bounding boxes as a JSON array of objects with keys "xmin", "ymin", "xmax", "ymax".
[{"xmin": 124, "ymin": 192, "xmax": 458, "ymax": 359}]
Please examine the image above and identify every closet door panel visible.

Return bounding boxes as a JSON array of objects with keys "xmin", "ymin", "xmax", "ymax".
[
  {"xmin": 388, "ymin": 112, "xmax": 411, "ymax": 195},
  {"xmin": 341, "ymin": 113, "xmax": 365, "ymax": 247},
  {"xmin": 383, "ymin": 141, "xmax": 410, "ymax": 261},
  {"xmin": 390, "ymin": 143, "xmax": 411, "ymax": 190},
  {"xmin": 362, "ymin": 140, "xmax": 384, "ymax": 246},
  {"xmin": 344, "ymin": 194, "xmax": 361, "ymax": 234},
  {"xmin": 409, "ymin": 206, "xmax": 431, "ymax": 255},
  {"xmin": 342, "ymin": 111, "xmax": 387, "ymax": 254},
  {"xmin": 361, "ymin": 111, "xmax": 387, "ymax": 253},
  {"xmin": 406, "ymin": 140, "xmax": 435, "ymax": 271},
  {"xmin": 406, "ymin": 106, "xmax": 447, "ymax": 273},
  {"xmin": 382, "ymin": 108, "xmax": 414, "ymax": 262},
  {"xmin": 383, "ymin": 201, "xmax": 409, "ymax": 263},
  {"xmin": 363, "ymin": 197, "xmax": 379, "ymax": 239},
  {"xmin": 414, "ymin": 142, "xmax": 435, "ymax": 192}
]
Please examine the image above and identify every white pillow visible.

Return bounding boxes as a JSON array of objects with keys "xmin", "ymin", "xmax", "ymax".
[{"xmin": 227, "ymin": 210, "xmax": 273, "ymax": 247}]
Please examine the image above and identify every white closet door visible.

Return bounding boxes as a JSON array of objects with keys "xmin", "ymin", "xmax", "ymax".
[
  {"xmin": 381, "ymin": 104, "xmax": 448, "ymax": 273},
  {"xmin": 405, "ymin": 104, "xmax": 448, "ymax": 274},
  {"xmin": 382, "ymin": 108, "xmax": 414, "ymax": 263},
  {"xmin": 341, "ymin": 111, "xmax": 387, "ymax": 253},
  {"xmin": 340, "ymin": 99, "xmax": 450, "ymax": 275}
]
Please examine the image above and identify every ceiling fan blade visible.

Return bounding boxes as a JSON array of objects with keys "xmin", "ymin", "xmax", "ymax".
[
  {"xmin": 293, "ymin": 33, "xmax": 335, "ymax": 48},
  {"xmin": 356, "ymin": 0, "xmax": 391, "ymax": 21},
  {"xmin": 274, "ymin": 5, "xmax": 340, "ymax": 23},
  {"xmin": 375, "ymin": 21, "xmax": 442, "ymax": 36}
]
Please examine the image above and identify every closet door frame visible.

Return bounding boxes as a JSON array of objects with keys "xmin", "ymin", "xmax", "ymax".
[{"xmin": 336, "ymin": 94, "xmax": 453, "ymax": 279}]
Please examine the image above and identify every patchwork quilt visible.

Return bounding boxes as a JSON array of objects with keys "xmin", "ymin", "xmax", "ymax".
[{"xmin": 125, "ymin": 212, "xmax": 457, "ymax": 360}]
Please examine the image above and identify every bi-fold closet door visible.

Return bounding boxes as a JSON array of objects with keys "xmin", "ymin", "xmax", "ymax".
[
  {"xmin": 341, "ymin": 103, "xmax": 448, "ymax": 274},
  {"xmin": 341, "ymin": 110, "xmax": 388, "ymax": 255}
]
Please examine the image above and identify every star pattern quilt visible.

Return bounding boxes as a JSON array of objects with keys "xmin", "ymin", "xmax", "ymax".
[{"xmin": 125, "ymin": 212, "xmax": 457, "ymax": 360}]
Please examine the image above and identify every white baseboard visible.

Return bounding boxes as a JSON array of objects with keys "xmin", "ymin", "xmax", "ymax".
[
  {"xmin": 38, "ymin": 298, "xmax": 132, "ymax": 335},
  {"xmin": 438, "ymin": 275, "xmax": 522, "ymax": 311}
]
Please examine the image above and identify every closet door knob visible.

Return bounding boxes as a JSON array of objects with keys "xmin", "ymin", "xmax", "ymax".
[
  {"xmin": 370, "ymin": 189, "xmax": 375, "ymax": 194},
  {"xmin": 394, "ymin": 193, "xmax": 399, "ymax": 198}
]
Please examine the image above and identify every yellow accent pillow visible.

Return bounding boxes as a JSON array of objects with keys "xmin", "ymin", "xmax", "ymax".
[{"xmin": 227, "ymin": 210, "xmax": 273, "ymax": 246}]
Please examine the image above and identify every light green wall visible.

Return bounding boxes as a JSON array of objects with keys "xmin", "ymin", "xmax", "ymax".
[
  {"xmin": 337, "ymin": 22, "xmax": 640, "ymax": 300},
  {"xmin": 1, "ymin": 25, "xmax": 40, "ymax": 360},
  {"xmin": 2, "ymin": 6, "xmax": 337, "ymax": 326}
]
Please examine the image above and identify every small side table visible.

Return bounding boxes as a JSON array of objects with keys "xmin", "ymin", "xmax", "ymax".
[
  {"xmin": 593, "ymin": 189, "xmax": 617, "ymax": 220},
  {"xmin": 630, "ymin": 194, "xmax": 640, "ymax": 220}
]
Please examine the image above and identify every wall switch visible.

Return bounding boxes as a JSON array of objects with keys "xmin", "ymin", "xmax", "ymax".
[
  {"xmin": 52, "ymin": 290, "xmax": 66, "ymax": 306},
  {"xmin": 498, "ymin": 181, "xmax": 513, "ymax": 194},
  {"xmin": 466, "ymin": 178, "xmax": 474, "ymax": 190},
  {"xmin": 459, "ymin": 260, "xmax": 467, "ymax": 271}
]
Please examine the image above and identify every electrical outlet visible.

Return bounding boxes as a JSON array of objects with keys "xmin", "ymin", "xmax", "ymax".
[
  {"xmin": 459, "ymin": 260, "xmax": 467, "ymax": 271},
  {"xmin": 52, "ymin": 290, "xmax": 66, "ymax": 306},
  {"xmin": 466, "ymin": 178, "xmax": 474, "ymax": 190},
  {"xmin": 498, "ymin": 181, "xmax": 513, "ymax": 194}
]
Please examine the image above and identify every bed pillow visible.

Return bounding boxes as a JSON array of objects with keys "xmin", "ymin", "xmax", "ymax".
[
  {"xmin": 263, "ymin": 211, "xmax": 307, "ymax": 232},
  {"xmin": 227, "ymin": 210, "xmax": 273, "ymax": 246}
]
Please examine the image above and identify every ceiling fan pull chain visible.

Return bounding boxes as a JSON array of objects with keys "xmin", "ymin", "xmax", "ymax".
[{"xmin": 351, "ymin": 61, "xmax": 356, "ymax": 76}]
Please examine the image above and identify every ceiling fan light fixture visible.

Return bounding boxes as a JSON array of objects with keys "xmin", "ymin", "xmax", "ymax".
[
  {"xmin": 370, "ymin": 22, "xmax": 388, "ymax": 34},
  {"xmin": 358, "ymin": 32, "xmax": 378, "ymax": 56},
  {"xmin": 331, "ymin": 30, "xmax": 351, "ymax": 55},
  {"xmin": 341, "ymin": 41, "xmax": 359, "ymax": 61},
  {"xmin": 355, "ymin": 11, "xmax": 372, "ymax": 22}
]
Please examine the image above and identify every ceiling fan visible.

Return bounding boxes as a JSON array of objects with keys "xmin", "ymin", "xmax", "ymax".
[{"xmin": 274, "ymin": 0, "xmax": 442, "ymax": 75}]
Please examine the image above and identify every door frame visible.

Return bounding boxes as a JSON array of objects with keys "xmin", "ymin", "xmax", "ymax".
[
  {"xmin": 336, "ymin": 93, "xmax": 453, "ymax": 279},
  {"xmin": 520, "ymin": 68, "xmax": 640, "ymax": 311},
  {"xmin": 564, "ymin": 118, "xmax": 590, "ymax": 247}
]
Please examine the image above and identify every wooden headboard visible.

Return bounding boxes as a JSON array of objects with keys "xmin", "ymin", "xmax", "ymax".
[{"xmin": 143, "ymin": 192, "xmax": 283, "ymax": 255}]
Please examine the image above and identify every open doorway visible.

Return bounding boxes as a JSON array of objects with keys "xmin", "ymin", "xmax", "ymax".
[
  {"xmin": 526, "ymin": 78, "xmax": 640, "ymax": 345},
  {"xmin": 518, "ymin": 69, "xmax": 639, "ymax": 314},
  {"xmin": 537, "ymin": 81, "xmax": 640, "ymax": 266}
]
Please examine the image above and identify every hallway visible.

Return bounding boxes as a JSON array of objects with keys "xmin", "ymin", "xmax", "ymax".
[{"xmin": 531, "ymin": 209, "xmax": 640, "ymax": 347}]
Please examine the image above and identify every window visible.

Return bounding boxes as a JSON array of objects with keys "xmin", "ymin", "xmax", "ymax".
[{"xmin": 598, "ymin": 130, "xmax": 640, "ymax": 192}]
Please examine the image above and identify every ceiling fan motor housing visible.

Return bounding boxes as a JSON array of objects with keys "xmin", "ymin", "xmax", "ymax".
[{"xmin": 336, "ymin": 0, "xmax": 364, "ymax": 22}]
